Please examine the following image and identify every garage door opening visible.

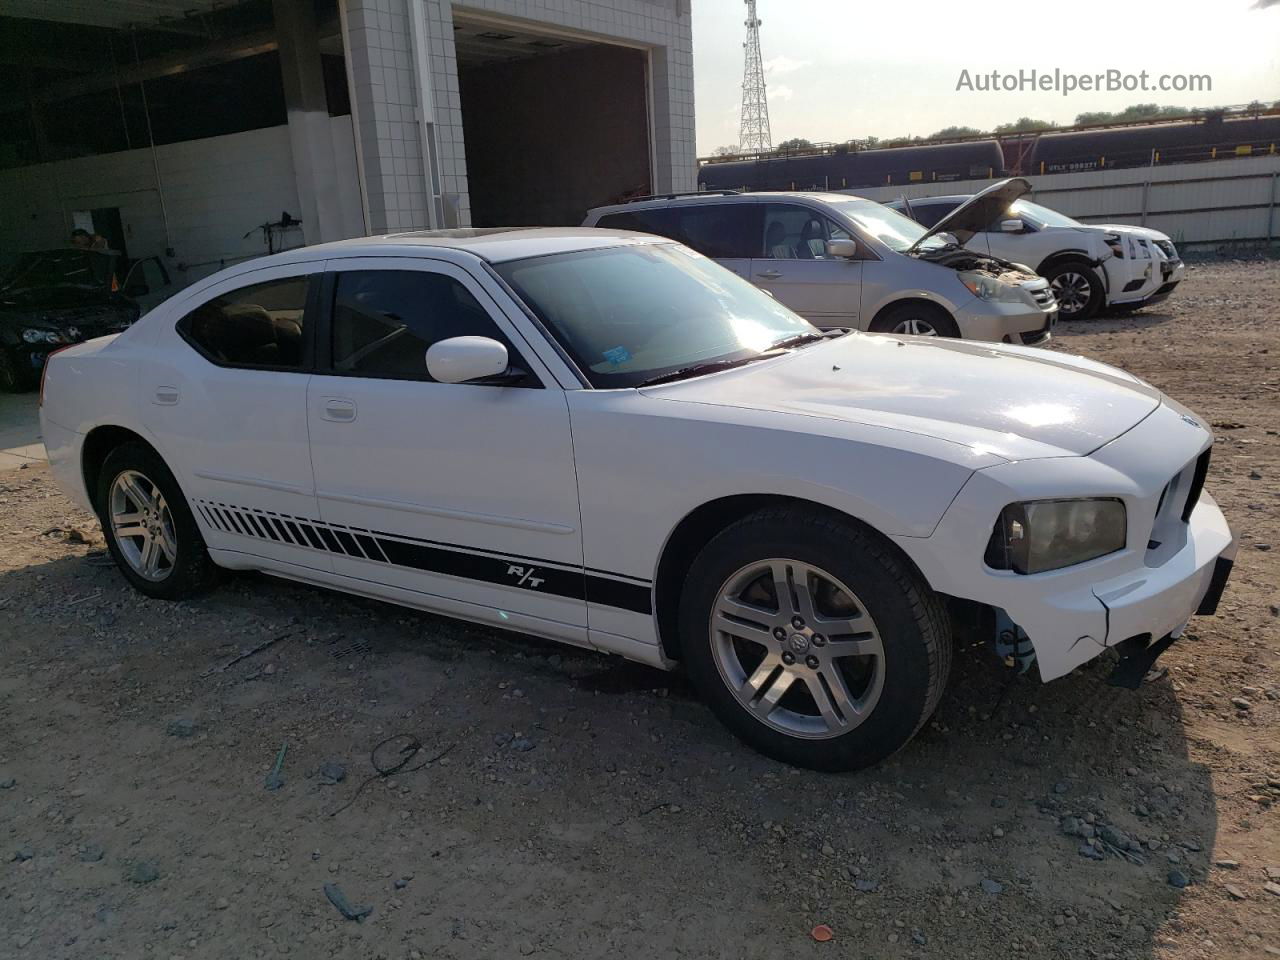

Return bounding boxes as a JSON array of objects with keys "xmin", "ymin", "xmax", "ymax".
[{"xmin": 454, "ymin": 17, "xmax": 652, "ymax": 227}]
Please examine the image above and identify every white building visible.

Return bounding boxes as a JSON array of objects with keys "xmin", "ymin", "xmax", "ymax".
[{"xmin": 0, "ymin": 0, "xmax": 695, "ymax": 284}]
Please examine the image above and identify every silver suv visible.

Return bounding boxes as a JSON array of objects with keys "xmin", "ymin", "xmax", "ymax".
[{"xmin": 584, "ymin": 178, "xmax": 1058, "ymax": 344}]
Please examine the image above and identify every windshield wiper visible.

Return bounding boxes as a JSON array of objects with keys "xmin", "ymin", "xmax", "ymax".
[
  {"xmin": 635, "ymin": 351, "xmax": 784, "ymax": 387},
  {"xmin": 768, "ymin": 329, "xmax": 845, "ymax": 351}
]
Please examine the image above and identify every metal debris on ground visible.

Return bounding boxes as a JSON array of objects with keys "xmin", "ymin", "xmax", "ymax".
[
  {"xmin": 265, "ymin": 743, "xmax": 288, "ymax": 791},
  {"xmin": 323, "ymin": 882, "xmax": 372, "ymax": 921},
  {"xmin": 328, "ymin": 636, "xmax": 372, "ymax": 660},
  {"xmin": 200, "ymin": 631, "xmax": 296, "ymax": 678}
]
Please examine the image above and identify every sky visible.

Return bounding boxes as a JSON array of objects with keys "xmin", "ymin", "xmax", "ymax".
[{"xmin": 691, "ymin": 0, "xmax": 1280, "ymax": 155}]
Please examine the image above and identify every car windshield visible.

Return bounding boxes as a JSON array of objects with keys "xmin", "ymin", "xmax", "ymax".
[
  {"xmin": 1011, "ymin": 200, "xmax": 1082, "ymax": 228},
  {"xmin": 0, "ymin": 250, "xmax": 116, "ymax": 295},
  {"xmin": 496, "ymin": 241, "xmax": 820, "ymax": 388},
  {"xmin": 821, "ymin": 197, "xmax": 950, "ymax": 253}
]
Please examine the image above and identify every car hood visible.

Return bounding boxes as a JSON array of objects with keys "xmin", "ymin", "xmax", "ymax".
[
  {"xmin": 0, "ymin": 285, "xmax": 115, "ymax": 312},
  {"xmin": 909, "ymin": 177, "xmax": 1032, "ymax": 250},
  {"xmin": 639, "ymin": 334, "xmax": 1162, "ymax": 461},
  {"xmin": 1088, "ymin": 223, "xmax": 1173, "ymax": 243}
]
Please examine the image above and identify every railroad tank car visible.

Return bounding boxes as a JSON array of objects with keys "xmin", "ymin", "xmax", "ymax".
[
  {"xmin": 1024, "ymin": 115, "xmax": 1280, "ymax": 173},
  {"xmin": 697, "ymin": 139, "xmax": 1006, "ymax": 192}
]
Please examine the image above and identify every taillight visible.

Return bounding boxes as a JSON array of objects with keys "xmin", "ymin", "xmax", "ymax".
[{"xmin": 38, "ymin": 345, "xmax": 71, "ymax": 408}]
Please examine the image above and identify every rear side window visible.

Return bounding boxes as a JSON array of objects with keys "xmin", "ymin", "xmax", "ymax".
[
  {"xmin": 177, "ymin": 275, "xmax": 310, "ymax": 369},
  {"xmin": 329, "ymin": 269, "xmax": 528, "ymax": 383},
  {"xmin": 596, "ymin": 204, "xmax": 759, "ymax": 259}
]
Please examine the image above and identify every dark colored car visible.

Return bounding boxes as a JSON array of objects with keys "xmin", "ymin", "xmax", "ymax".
[{"xmin": 0, "ymin": 250, "xmax": 173, "ymax": 392}]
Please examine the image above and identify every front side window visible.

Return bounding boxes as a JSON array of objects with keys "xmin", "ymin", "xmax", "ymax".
[
  {"xmin": 1011, "ymin": 200, "xmax": 1081, "ymax": 229},
  {"xmin": 761, "ymin": 204, "xmax": 850, "ymax": 260},
  {"xmin": 496, "ymin": 242, "xmax": 817, "ymax": 389},
  {"xmin": 178, "ymin": 275, "xmax": 310, "ymax": 370},
  {"xmin": 330, "ymin": 269, "xmax": 523, "ymax": 383}
]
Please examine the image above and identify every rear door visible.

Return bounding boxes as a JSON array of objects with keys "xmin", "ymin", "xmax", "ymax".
[
  {"xmin": 751, "ymin": 203, "xmax": 862, "ymax": 327},
  {"xmin": 141, "ymin": 262, "xmax": 328, "ymax": 573},
  {"xmin": 304, "ymin": 256, "xmax": 588, "ymax": 636}
]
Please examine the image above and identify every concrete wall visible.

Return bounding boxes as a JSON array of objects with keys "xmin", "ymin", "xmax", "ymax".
[
  {"xmin": 847, "ymin": 154, "xmax": 1280, "ymax": 249},
  {"xmin": 0, "ymin": 118, "xmax": 364, "ymax": 287},
  {"xmin": 459, "ymin": 44, "xmax": 650, "ymax": 226},
  {"xmin": 342, "ymin": 0, "xmax": 695, "ymax": 232}
]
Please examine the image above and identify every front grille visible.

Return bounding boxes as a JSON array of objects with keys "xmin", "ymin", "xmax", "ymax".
[
  {"xmin": 1181, "ymin": 449, "xmax": 1211, "ymax": 522},
  {"xmin": 1028, "ymin": 286, "xmax": 1056, "ymax": 310}
]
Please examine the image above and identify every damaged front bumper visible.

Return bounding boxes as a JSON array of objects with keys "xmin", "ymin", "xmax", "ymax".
[{"xmin": 893, "ymin": 402, "xmax": 1235, "ymax": 682}]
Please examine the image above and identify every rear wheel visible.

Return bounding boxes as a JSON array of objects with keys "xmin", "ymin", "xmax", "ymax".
[
  {"xmin": 1044, "ymin": 259, "xmax": 1104, "ymax": 320},
  {"xmin": 868, "ymin": 301, "xmax": 960, "ymax": 338},
  {"xmin": 678, "ymin": 507, "xmax": 952, "ymax": 771},
  {"xmin": 96, "ymin": 442, "xmax": 218, "ymax": 600}
]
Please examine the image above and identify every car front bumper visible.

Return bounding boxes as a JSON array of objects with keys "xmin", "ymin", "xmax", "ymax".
[
  {"xmin": 953, "ymin": 297, "xmax": 1058, "ymax": 346},
  {"xmin": 1106, "ymin": 257, "xmax": 1185, "ymax": 307},
  {"xmin": 894, "ymin": 401, "xmax": 1234, "ymax": 682}
]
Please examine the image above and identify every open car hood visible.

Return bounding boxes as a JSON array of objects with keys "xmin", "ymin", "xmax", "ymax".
[{"xmin": 908, "ymin": 177, "xmax": 1031, "ymax": 252}]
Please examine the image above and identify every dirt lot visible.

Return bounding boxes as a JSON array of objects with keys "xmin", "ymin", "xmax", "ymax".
[{"xmin": 1, "ymin": 259, "xmax": 1277, "ymax": 960}]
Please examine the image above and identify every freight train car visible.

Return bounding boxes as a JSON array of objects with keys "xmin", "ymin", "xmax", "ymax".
[
  {"xmin": 1024, "ymin": 114, "xmax": 1280, "ymax": 173},
  {"xmin": 697, "ymin": 139, "xmax": 1005, "ymax": 192}
]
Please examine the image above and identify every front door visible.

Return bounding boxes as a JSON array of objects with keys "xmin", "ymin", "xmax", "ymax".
[
  {"xmin": 123, "ymin": 257, "xmax": 177, "ymax": 314},
  {"xmin": 750, "ymin": 203, "xmax": 862, "ymax": 327},
  {"xmin": 305, "ymin": 257, "xmax": 587, "ymax": 634}
]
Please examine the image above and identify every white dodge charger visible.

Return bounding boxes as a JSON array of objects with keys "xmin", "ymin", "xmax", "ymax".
[{"xmin": 39, "ymin": 228, "xmax": 1235, "ymax": 771}]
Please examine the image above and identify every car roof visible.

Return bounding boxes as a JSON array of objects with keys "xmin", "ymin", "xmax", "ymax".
[
  {"xmin": 259, "ymin": 227, "xmax": 664, "ymax": 267},
  {"xmin": 589, "ymin": 191, "xmax": 870, "ymax": 216}
]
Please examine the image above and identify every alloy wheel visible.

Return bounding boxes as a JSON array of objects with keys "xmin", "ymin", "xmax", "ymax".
[
  {"xmin": 708, "ymin": 559, "xmax": 886, "ymax": 739},
  {"xmin": 889, "ymin": 316, "xmax": 939, "ymax": 336},
  {"xmin": 109, "ymin": 469, "xmax": 178, "ymax": 582},
  {"xmin": 1051, "ymin": 271, "xmax": 1092, "ymax": 315}
]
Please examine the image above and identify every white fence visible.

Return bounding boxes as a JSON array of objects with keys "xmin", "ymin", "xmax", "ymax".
[{"xmin": 847, "ymin": 154, "xmax": 1280, "ymax": 250}]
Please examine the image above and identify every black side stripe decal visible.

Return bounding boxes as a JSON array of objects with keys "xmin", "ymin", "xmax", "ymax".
[{"xmin": 195, "ymin": 499, "xmax": 653, "ymax": 616}]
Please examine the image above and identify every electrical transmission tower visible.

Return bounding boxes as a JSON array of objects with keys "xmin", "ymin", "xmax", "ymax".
[{"xmin": 739, "ymin": 0, "xmax": 771, "ymax": 152}]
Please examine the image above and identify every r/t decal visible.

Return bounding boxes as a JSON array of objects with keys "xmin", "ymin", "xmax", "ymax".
[{"xmin": 507, "ymin": 564, "xmax": 545, "ymax": 588}]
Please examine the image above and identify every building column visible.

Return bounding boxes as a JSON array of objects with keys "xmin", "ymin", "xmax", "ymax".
[{"xmin": 273, "ymin": 0, "xmax": 349, "ymax": 243}]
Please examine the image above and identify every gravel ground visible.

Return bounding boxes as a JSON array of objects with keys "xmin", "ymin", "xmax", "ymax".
[{"xmin": 1, "ymin": 258, "xmax": 1277, "ymax": 960}]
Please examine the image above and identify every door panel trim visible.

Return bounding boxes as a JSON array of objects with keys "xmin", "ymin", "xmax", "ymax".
[
  {"xmin": 193, "ymin": 497, "xmax": 650, "ymax": 615},
  {"xmin": 194, "ymin": 470, "xmax": 314, "ymax": 497},
  {"xmin": 314, "ymin": 487, "xmax": 576, "ymax": 535}
]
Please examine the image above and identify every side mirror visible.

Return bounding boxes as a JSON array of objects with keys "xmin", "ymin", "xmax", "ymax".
[
  {"xmin": 425, "ymin": 336, "xmax": 513, "ymax": 384},
  {"xmin": 1000, "ymin": 219, "xmax": 1024, "ymax": 233},
  {"xmin": 828, "ymin": 238, "xmax": 857, "ymax": 259}
]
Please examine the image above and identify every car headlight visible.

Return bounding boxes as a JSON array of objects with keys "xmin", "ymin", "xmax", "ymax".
[
  {"xmin": 958, "ymin": 271, "xmax": 1025, "ymax": 303},
  {"xmin": 984, "ymin": 498, "xmax": 1127, "ymax": 574},
  {"xmin": 21, "ymin": 328, "xmax": 67, "ymax": 345}
]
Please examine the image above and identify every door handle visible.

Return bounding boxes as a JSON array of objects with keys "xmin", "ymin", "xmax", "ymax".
[
  {"xmin": 758, "ymin": 269, "xmax": 782, "ymax": 279},
  {"xmin": 322, "ymin": 398, "xmax": 357, "ymax": 422}
]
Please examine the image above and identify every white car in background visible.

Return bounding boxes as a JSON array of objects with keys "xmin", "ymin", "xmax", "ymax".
[
  {"xmin": 39, "ymin": 228, "xmax": 1233, "ymax": 771},
  {"xmin": 887, "ymin": 183, "xmax": 1185, "ymax": 321}
]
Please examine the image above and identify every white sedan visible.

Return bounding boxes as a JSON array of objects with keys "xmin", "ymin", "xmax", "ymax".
[{"xmin": 39, "ymin": 228, "xmax": 1235, "ymax": 771}]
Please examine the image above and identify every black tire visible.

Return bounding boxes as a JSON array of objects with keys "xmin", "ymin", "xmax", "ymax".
[
  {"xmin": 96, "ymin": 441, "xmax": 219, "ymax": 600},
  {"xmin": 868, "ymin": 301, "xmax": 961, "ymax": 338},
  {"xmin": 1043, "ymin": 258, "xmax": 1105, "ymax": 321},
  {"xmin": 678, "ymin": 506, "xmax": 952, "ymax": 772},
  {"xmin": 0, "ymin": 349, "xmax": 32, "ymax": 393}
]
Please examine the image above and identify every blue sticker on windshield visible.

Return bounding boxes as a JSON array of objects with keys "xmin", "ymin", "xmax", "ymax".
[{"xmin": 602, "ymin": 346, "xmax": 632, "ymax": 366}]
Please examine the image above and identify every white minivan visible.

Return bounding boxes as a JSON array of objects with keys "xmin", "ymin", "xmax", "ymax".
[{"xmin": 585, "ymin": 178, "xmax": 1058, "ymax": 344}]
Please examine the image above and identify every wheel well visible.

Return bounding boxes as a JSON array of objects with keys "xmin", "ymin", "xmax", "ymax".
[
  {"xmin": 1035, "ymin": 250, "xmax": 1096, "ymax": 276},
  {"xmin": 81, "ymin": 425, "xmax": 152, "ymax": 511},
  {"xmin": 653, "ymin": 495, "xmax": 929, "ymax": 661},
  {"xmin": 868, "ymin": 297, "xmax": 950, "ymax": 330}
]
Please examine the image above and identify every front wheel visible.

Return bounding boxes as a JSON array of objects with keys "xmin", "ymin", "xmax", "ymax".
[
  {"xmin": 1044, "ymin": 259, "xmax": 1104, "ymax": 320},
  {"xmin": 678, "ymin": 507, "xmax": 952, "ymax": 771},
  {"xmin": 868, "ymin": 301, "xmax": 960, "ymax": 338}
]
